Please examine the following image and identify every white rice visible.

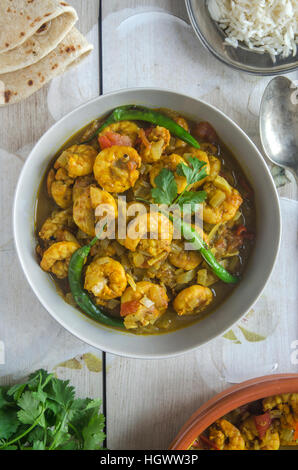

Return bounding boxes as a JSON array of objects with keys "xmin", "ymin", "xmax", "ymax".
[{"xmin": 207, "ymin": 0, "xmax": 298, "ymax": 61}]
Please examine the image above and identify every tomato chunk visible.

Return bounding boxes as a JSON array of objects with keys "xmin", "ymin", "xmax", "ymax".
[
  {"xmin": 193, "ymin": 122, "xmax": 218, "ymax": 143},
  {"xmin": 235, "ymin": 225, "xmax": 247, "ymax": 236},
  {"xmin": 139, "ymin": 128, "xmax": 151, "ymax": 148},
  {"xmin": 254, "ymin": 412, "xmax": 272, "ymax": 439},
  {"xmin": 98, "ymin": 131, "xmax": 132, "ymax": 149},
  {"xmin": 120, "ymin": 300, "xmax": 140, "ymax": 317},
  {"xmin": 199, "ymin": 434, "xmax": 220, "ymax": 450}
]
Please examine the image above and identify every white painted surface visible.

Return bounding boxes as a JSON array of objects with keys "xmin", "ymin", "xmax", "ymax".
[{"xmin": 0, "ymin": 0, "xmax": 297, "ymax": 450}]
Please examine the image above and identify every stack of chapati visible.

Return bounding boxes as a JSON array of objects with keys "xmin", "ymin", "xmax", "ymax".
[{"xmin": 0, "ymin": 0, "xmax": 93, "ymax": 106}]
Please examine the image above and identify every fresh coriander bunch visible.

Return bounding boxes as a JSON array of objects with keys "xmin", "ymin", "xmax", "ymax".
[{"xmin": 0, "ymin": 369, "xmax": 105, "ymax": 450}]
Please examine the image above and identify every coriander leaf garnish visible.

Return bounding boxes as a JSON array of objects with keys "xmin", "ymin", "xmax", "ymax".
[
  {"xmin": 148, "ymin": 156, "xmax": 238, "ymax": 284},
  {"xmin": 177, "ymin": 190, "xmax": 207, "ymax": 214},
  {"xmin": 150, "ymin": 157, "xmax": 207, "ymax": 214},
  {"xmin": 176, "ymin": 156, "xmax": 207, "ymax": 186},
  {"xmin": 151, "ymin": 168, "xmax": 178, "ymax": 205}
]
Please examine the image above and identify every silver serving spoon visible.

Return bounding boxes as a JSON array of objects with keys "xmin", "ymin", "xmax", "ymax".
[{"xmin": 260, "ymin": 76, "xmax": 298, "ymax": 182}]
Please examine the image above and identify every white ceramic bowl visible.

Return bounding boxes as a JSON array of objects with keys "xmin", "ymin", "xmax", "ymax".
[{"xmin": 13, "ymin": 88, "xmax": 281, "ymax": 359}]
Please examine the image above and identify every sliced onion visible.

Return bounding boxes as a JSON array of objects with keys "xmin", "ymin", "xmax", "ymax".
[
  {"xmin": 95, "ymin": 257, "xmax": 109, "ymax": 265},
  {"xmin": 176, "ymin": 269, "xmax": 196, "ymax": 285},
  {"xmin": 140, "ymin": 295, "xmax": 155, "ymax": 308},
  {"xmin": 127, "ymin": 273, "xmax": 137, "ymax": 291}
]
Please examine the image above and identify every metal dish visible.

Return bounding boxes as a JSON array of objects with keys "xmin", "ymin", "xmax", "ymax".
[{"xmin": 185, "ymin": 0, "xmax": 298, "ymax": 76}]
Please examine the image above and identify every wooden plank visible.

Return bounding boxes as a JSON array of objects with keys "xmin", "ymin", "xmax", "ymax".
[
  {"xmin": 105, "ymin": 352, "xmax": 216, "ymax": 450},
  {"xmin": 102, "ymin": 0, "xmax": 297, "ymax": 450},
  {"xmin": 0, "ymin": 0, "xmax": 99, "ymax": 153},
  {"xmin": 0, "ymin": 1, "xmax": 103, "ymax": 404}
]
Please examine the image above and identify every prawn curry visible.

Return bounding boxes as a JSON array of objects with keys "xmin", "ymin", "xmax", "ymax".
[
  {"xmin": 35, "ymin": 106, "xmax": 256, "ymax": 334},
  {"xmin": 191, "ymin": 393, "xmax": 298, "ymax": 450}
]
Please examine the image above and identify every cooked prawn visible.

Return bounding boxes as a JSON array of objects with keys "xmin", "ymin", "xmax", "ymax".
[
  {"xmin": 173, "ymin": 116, "xmax": 190, "ymax": 150},
  {"xmin": 84, "ymin": 257, "xmax": 127, "ymax": 302},
  {"xmin": 173, "ymin": 285, "xmax": 213, "ymax": 316},
  {"xmin": 39, "ymin": 209, "xmax": 74, "ymax": 240},
  {"xmin": 48, "ymin": 229, "xmax": 78, "ymax": 244},
  {"xmin": 149, "ymin": 154, "xmax": 188, "ymax": 193},
  {"xmin": 50, "ymin": 168, "xmax": 74, "ymax": 209},
  {"xmin": 73, "ymin": 184, "xmax": 117, "ymax": 239},
  {"xmin": 120, "ymin": 281, "xmax": 168, "ymax": 329},
  {"xmin": 169, "ymin": 241, "xmax": 202, "ymax": 270},
  {"xmin": 205, "ymin": 155, "xmax": 221, "ymax": 182},
  {"xmin": 203, "ymin": 180, "xmax": 243, "ymax": 225},
  {"xmin": 99, "ymin": 121, "xmax": 140, "ymax": 146},
  {"xmin": 90, "ymin": 186, "xmax": 118, "ymax": 237},
  {"xmin": 159, "ymin": 112, "xmax": 189, "ymax": 152},
  {"xmin": 93, "ymin": 146, "xmax": 141, "ymax": 193},
  {"xmin": 46, "ymin": 169, "xmax": 55, "ymax": 197},
  {"xmin": 73, "ymin": 185, "xmax": 99, "ymax": 237},
  {"xmin": 186, "ymin": 149, "xmax": 210, "ymax": 189},
  {"xmin": 54, "ymin": 144, "xmax": 97, "ymax": 178},
  {"xmin": 208, "ymin": 419, "xmax": 245, "ymax": 450},
  {"xmin": 40, "ymin": 241, "xmax": 80, "ymax": 279},
  {"xmin": 90, "ymin": 187, "xmax": 118, "ymax": 218},
  {"xmin": 121, "ymin": 211, "xmax": 173, "ymax": 257},
  {"xmin": 72, "ymin": 175, "xmax": 95, "ymax": 202},
  {"xmin": 139, "ymin": 126, "xmax": 170, "ymax": 163}
]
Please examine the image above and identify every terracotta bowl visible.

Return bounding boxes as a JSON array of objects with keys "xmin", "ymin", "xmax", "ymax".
[{"xmin": 170, "ymin": 374, "xmax": 298, "ymax": 450}]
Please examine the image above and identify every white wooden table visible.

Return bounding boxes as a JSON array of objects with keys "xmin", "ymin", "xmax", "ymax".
[{"xmin": 0, "ymin": 0, "xmax": 297, "ymax": 450}]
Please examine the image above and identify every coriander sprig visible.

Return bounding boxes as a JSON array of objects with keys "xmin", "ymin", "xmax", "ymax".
[
  {"xmin": 151, "ymin": 156, "xmax": 207, "ymax": 213},
  {"xmin": 0, "ymin": 369, "xmax": 105, "ymax": 451},
  {"xmin": 147, "ymin": 157, "xmax": 238, "ymax": 284}
]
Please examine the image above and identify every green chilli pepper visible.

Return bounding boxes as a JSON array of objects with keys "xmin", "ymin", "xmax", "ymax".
[
  {"xmin": 68, "ymin": 236, "xmax": 124, "ymax": 328},
  {"xmin": 83, "ymin": 105, "xmax": 200, "ymax": 149},
  {"xmin": 168, "ymin": 215, "xmax": 239, "ymax": 284}
]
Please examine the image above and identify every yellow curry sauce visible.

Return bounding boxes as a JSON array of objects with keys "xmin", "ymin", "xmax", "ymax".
[
  {"xmin": 35, "ymin": 108, "xmax": 256, "ymax": 335},
  {"xmin": 191, "ymin": 393, "xmax": 298, "ymax": 450}
]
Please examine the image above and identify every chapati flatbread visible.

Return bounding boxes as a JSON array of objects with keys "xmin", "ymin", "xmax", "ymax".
[
  {"xmin": 0, "ymin": 0, "xmax": 78, "ymax": 73},
  {"xmin": 0, "ymin": 27, "xmax": 93, "ymax": 106}
]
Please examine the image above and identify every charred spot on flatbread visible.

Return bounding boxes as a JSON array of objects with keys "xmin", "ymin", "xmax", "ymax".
[{"xmin": 4, "ymin": 90, "xmax": 12, "ymax": 103}]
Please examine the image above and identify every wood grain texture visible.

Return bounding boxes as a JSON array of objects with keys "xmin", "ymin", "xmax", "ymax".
[
  {"xmin": 102, "ymin": 0, "xmax": 298, "ymax": 450},
  {"xmin": 0, "ymin": 0, "xmax": 99, "ymax": 152},
  {"xmin": 0, "ymin": 0, "xmax": 297, "ymax": 452},
  {"xmin": 0, "ymin": 0, "xmax": 103, "ymax": 401}
]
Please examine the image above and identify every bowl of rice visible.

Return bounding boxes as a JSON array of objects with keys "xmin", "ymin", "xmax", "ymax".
[{"xmin": 186, "ymin": 0, "xmax": 298, "ymax": 75}]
